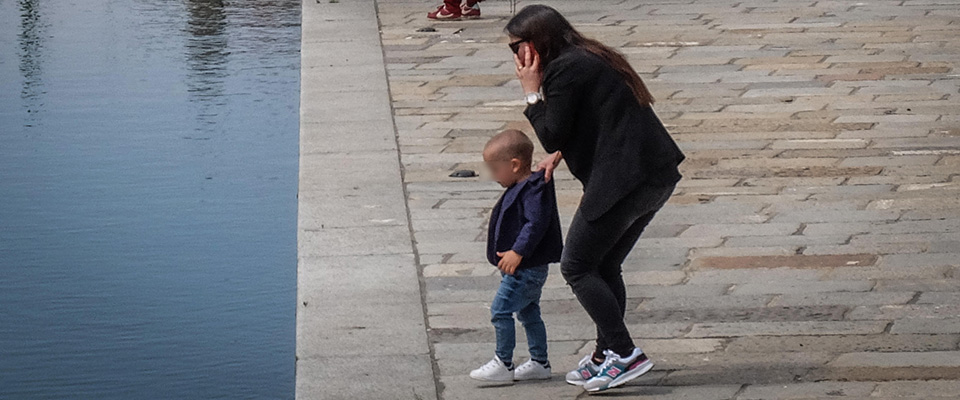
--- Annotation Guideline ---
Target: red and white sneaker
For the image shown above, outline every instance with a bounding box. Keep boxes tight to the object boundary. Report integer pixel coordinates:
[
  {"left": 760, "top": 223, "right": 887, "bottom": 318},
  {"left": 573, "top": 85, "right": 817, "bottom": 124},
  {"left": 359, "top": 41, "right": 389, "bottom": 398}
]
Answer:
[
  {"left": 427, "top": 4, "right": 461, "bottom": 20},
  {"left": 461, "top": 2, "right": 481, "bottom": 18}
]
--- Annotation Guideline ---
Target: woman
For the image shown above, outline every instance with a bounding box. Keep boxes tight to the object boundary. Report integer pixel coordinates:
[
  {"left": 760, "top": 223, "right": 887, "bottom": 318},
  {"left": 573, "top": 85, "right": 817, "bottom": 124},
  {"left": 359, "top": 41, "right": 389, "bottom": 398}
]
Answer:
[{"left": 505, "top": 5, "right": 685, "bottom": 393}]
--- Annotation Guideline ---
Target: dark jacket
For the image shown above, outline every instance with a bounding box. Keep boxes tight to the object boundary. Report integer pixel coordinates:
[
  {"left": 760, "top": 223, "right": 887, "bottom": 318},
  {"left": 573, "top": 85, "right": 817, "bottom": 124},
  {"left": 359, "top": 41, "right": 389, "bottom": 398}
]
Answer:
[
  {"left": 486, "top": 170, "right": 563, "bottom": 268},
  {"left": 524, "top": 47, "right": 685, "bottom": 221}
]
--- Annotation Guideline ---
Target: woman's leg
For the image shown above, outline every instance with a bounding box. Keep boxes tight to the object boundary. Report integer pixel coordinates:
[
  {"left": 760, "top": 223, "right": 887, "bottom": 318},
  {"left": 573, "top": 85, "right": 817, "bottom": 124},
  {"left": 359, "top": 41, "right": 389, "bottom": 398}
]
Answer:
[
  {"left": 564, "top": 185, "right": 676, "bottom": 358},
  {"left": 600, "top": 205, "right": 664, "bottom": 310},
  {"left": 562, "top": 209, "right": 641, "bottom": 358},
  {"left": 590, "top": 206, "right": 662, "bottom": 358}
]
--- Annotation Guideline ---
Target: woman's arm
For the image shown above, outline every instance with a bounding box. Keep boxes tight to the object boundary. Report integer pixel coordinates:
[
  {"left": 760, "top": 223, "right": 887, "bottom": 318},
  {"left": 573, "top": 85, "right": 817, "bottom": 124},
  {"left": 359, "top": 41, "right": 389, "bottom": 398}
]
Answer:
[{"left": 521, "top": 56, "right": 585, "bottom": 153}]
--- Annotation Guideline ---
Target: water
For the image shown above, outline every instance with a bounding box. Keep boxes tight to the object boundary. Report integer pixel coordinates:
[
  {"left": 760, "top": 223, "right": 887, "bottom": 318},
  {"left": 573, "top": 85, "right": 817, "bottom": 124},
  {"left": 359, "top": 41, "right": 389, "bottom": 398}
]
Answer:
[{"left": 0, "top": 0, "right": 299, "bottom": 398}]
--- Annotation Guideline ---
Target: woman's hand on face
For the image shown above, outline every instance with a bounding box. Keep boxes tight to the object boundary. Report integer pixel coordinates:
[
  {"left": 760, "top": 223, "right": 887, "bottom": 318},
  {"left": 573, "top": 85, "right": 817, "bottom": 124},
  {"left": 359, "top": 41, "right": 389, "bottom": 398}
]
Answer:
[
  {"left": 514, "top": 43, "right": 542, "bottom": 94},
  {"left": 535, "top": 151, "right": 562, "bottom": 183}
]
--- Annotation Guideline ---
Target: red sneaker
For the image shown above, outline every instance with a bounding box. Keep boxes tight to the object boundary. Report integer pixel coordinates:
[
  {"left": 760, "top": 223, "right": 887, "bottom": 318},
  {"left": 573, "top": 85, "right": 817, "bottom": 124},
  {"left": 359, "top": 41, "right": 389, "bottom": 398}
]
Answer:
[
  {"left": 461, "top": 2, "right": 481, "bottom": 18},
  {"left": 427, "top": 4, "right": 461, "bottom": 20}
]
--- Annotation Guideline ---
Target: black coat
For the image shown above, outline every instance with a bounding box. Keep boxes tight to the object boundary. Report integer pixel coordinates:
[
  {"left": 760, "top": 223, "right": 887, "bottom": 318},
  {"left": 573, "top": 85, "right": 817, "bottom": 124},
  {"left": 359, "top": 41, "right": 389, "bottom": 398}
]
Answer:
[{"left": 524, "top": 47, "right": 685, "bottom": 221}]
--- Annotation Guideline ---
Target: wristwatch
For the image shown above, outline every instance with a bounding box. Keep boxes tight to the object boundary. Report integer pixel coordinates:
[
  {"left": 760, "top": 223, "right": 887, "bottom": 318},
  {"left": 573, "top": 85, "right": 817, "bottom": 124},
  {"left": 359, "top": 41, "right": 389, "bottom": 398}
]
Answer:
[{"left": 525, "top": 92, "right": 543, "bottom": 105}]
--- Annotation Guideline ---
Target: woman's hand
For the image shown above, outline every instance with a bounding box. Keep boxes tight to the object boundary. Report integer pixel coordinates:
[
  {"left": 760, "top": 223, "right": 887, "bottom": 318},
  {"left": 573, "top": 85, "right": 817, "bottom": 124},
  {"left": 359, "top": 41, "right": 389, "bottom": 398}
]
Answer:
[
  {"left": 535, "top": 151, "right": 562, "bottom": 183},
  {"left": 514, "top": 43, "right": 542, "bottom": 94}
]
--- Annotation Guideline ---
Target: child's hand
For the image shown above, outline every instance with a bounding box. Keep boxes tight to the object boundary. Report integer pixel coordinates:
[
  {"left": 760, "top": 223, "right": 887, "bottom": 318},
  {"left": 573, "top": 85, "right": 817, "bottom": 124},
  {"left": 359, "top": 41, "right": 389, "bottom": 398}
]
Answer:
[{"left": 496, "top": 250, "right": 523, "bottom": 275}]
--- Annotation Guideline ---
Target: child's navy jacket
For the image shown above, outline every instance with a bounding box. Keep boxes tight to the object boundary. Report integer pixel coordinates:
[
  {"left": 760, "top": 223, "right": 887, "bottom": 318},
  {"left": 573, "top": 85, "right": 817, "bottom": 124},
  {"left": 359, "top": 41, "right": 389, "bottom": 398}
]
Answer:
[{"left": 486, "top": 170, "right": 563, "bottom": 269}]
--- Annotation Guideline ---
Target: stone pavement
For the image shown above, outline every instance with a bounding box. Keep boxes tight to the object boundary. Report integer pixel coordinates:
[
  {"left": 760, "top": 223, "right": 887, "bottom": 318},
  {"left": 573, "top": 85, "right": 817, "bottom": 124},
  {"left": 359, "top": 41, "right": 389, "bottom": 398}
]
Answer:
[
  {"left": 297, "top": 1, "right": 436, "bottom": 399},
  {"left": 299, "top": 0, "right": 960, "bottom": 399}
]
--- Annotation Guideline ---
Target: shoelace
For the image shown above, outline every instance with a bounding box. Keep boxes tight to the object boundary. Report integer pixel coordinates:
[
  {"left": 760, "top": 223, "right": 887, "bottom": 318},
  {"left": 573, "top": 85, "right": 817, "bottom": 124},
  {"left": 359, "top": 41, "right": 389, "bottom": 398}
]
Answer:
[
  {"left": 577, "top": 354, "right": 593, "bottom": 368},
  {"left": 598, "top": 349, "right": 621, "bottom": 372}
]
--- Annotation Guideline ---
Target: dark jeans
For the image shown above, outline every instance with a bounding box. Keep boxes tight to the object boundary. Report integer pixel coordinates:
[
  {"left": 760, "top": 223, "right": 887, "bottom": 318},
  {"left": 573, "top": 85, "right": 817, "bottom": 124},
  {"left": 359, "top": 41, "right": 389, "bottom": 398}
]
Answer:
[{"left": 560, "top": 184, "right": 676, "bottom": 358}]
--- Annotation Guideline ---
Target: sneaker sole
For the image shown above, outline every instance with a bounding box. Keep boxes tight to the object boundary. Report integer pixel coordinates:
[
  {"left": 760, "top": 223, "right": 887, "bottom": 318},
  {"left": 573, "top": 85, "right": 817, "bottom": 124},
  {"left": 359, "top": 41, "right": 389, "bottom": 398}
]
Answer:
[
  {"left": 565, "top": 378, "right": 587, "bottom": 386},
  {"left": 585, "top": 360, "right": 654, "bottom": 393}
]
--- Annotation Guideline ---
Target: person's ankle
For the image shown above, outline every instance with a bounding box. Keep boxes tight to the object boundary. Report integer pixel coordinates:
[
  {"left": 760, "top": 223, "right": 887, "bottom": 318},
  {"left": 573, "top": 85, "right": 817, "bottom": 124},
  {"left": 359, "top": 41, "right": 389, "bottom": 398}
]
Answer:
[{"left": 615, "top": 347, "right": 640, "bottom": 360}]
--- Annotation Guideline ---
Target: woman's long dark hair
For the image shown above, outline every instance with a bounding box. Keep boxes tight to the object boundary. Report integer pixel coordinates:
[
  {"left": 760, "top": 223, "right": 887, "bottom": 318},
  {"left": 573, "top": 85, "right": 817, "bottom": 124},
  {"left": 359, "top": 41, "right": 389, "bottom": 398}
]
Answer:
[{"left": 506, "top": 5, "right": 654, "bottom": 106}]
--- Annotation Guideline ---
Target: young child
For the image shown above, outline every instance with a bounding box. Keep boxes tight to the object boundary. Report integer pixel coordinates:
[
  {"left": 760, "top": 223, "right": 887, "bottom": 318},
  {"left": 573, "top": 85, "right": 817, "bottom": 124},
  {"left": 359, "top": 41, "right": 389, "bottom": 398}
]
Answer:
[
  {"left": 427, "top": 0, "right": 483, "bottom": 20},
  {"left": 469, "top": 129, "right": 563, "bottom": 383}
]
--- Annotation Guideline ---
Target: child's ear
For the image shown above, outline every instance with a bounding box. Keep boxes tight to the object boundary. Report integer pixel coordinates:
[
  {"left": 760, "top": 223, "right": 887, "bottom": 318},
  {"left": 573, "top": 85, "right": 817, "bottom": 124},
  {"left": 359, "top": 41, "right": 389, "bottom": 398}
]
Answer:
[{"left": 511, "top": 158, "right": 522, "bottom": 173}]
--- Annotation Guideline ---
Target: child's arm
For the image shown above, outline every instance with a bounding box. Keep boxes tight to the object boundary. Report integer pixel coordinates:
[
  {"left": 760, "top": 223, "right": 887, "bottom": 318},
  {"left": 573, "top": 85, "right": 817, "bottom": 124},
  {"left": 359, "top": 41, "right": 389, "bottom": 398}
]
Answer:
[{"left": 509, "top": 179, "right": 556, "bottom": 263}]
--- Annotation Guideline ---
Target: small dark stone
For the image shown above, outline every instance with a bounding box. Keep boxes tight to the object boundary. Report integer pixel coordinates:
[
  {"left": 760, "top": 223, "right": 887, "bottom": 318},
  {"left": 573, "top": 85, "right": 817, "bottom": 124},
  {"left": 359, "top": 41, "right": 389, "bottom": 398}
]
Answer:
[
  {"left": 449, "top": 170, "right": 477, "bottom": 178},
  {"left": 416, "top": 27, "right": 437, "bottom": 32}
]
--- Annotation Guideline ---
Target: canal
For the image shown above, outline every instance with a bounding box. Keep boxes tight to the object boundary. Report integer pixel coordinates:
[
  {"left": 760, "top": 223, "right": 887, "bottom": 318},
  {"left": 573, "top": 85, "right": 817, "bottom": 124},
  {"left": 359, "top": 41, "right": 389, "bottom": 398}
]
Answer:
[{"left": 0, "top": 0, "right": 299, "bottom": 398}]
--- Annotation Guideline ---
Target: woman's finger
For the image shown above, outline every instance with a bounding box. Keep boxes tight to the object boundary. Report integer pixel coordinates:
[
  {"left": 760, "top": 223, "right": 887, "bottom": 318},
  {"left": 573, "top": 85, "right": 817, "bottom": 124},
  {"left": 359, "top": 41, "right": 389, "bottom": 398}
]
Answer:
[
  {"left": 513, "top": 53, "right": 523, "bottom": 70},
  {"left": 523, "top": 44, "right": 533, "bottom": 69}
]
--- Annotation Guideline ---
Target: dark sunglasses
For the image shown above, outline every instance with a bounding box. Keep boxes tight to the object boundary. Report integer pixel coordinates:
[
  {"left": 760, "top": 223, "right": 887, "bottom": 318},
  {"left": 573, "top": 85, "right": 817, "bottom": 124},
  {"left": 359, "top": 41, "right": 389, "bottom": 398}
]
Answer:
[{"left": 508, "top": 39, "right": 527, "bottom": 54}]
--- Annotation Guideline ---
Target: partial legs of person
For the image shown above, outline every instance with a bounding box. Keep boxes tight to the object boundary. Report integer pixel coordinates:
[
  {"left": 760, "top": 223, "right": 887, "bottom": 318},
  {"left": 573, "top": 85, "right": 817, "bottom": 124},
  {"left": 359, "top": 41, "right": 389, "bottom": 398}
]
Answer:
[
  {"left": 470, "top": 265, "right": 551, "bottom": 382},
  {"left": 514, "top": 270, "right": 552, "bottom": 381},
  {"left": 427, "top": 0, "right": 483, "bottom": 20},
  {"left": 591, "top": 208, "right": 659, "bottom": 358},
  {"left": 560, "top": 185, "right": 674, "bottom": 391}
]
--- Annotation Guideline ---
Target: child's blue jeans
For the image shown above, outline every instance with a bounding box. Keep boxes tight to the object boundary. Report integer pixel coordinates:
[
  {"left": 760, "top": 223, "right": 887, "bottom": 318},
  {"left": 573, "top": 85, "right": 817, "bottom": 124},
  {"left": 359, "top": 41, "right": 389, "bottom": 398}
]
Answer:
[{"left": 491, "top": 264, "right": 549, "bottom": 363}]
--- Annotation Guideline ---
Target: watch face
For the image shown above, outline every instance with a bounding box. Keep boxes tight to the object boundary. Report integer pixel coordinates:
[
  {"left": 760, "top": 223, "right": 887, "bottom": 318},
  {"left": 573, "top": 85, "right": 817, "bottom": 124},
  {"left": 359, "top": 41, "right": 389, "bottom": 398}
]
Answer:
[{"left": 526, "top": 93, "right": 539, "bottom": 104}]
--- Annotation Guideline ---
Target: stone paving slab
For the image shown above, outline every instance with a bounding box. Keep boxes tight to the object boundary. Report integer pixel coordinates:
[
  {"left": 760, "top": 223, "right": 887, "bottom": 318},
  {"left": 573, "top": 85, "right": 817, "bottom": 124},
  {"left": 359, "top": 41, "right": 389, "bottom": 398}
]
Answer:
[{"left": 301, "top": 0, "right": 960, "bottom": 399}]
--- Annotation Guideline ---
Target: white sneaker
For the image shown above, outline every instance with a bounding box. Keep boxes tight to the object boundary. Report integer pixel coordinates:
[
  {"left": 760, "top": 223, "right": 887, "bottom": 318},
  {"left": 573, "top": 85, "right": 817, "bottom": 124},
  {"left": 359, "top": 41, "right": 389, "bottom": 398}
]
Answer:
[
  {"left": 565, "top": 354, "right": 602, "bottom": 386},
  {"left": 469, "top": 356, "right": 514, "bottom": 382},
  {"left": 514, "top": 359, "right": 552, "bottom": 381}
]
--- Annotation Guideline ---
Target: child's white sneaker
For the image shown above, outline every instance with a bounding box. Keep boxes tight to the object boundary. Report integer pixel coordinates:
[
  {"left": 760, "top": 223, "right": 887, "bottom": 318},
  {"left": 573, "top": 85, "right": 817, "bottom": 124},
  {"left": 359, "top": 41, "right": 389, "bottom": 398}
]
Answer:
[
  {"left": 514, "top": 359, "right": 552, "bottom": 381},
  {"left": 469, "top": 356, "right": 514, "bottom": 382}
]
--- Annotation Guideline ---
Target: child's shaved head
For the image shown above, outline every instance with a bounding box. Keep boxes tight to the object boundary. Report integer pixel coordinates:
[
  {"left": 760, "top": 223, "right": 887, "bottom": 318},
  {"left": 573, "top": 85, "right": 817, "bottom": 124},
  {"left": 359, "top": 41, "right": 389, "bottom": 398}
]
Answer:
[{"left": 484, "top": 129, "right": 534, "bottom": 167}]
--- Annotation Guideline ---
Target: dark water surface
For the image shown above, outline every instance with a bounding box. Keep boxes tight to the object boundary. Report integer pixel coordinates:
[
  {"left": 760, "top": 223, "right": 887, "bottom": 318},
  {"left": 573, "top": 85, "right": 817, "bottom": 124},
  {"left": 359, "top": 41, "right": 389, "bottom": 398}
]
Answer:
[{"left": 0, "top": 0, "right": 299, "bottom": 398}]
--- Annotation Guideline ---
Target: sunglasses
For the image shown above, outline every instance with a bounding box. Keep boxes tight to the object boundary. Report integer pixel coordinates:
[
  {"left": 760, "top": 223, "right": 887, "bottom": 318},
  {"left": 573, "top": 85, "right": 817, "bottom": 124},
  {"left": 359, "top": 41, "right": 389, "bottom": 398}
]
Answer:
[{"left": 508, "top": 39, "right": 528, "bottom": 54}]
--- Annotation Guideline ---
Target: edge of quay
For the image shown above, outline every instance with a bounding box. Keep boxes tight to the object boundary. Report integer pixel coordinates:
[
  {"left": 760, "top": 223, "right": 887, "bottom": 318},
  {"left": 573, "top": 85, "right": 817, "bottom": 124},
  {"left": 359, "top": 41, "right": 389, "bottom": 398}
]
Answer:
[{"left": 296, "top": 1, "right": 438, "bottom": 399}]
